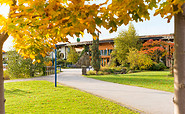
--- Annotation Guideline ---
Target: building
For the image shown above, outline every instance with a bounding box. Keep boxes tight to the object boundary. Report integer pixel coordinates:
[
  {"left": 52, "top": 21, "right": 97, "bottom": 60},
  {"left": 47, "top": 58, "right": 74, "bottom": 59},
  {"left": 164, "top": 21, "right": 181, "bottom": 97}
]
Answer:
[{"left": 57, "top": 34, "right": 174, "bottom": 67}]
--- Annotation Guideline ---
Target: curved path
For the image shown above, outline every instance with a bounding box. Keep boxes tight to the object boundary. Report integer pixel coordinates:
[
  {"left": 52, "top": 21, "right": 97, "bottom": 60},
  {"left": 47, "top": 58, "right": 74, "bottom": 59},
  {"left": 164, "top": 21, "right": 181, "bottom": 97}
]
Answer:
[{"left": 5, "top": 69, "right": 174, "bottom": 114}]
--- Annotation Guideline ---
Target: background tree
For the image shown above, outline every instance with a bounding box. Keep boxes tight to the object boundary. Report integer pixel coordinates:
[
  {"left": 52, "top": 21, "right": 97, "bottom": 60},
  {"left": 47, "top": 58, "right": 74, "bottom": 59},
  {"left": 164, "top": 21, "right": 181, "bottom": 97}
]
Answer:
[
  {"left": 141, "top": 39, "right": 174, "bottom": 63},
  {"left": 6, "top": 51, "right": 32, "bottom": 79},
  {"left": 91, "top": 37, "right": 101, "bottom": 75},
  {"left": 67, "top": 47, "right": 79, "bottom": 64},
  {"left": 113, "top": 23, "right": 140, "bottom": 66},
  {"left": 6, "top": 51, "right": 50, "bottom": 78}
]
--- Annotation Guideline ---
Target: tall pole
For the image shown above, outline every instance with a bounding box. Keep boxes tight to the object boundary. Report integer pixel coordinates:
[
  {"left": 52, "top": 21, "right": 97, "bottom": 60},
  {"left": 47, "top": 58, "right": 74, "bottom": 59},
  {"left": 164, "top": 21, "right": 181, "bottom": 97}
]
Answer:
[
  {"left": 52, "top": 52, "right": 54, "bottom": 66},
  {"left": 55, "top": 45, "right": 57, "bottom": 87}
]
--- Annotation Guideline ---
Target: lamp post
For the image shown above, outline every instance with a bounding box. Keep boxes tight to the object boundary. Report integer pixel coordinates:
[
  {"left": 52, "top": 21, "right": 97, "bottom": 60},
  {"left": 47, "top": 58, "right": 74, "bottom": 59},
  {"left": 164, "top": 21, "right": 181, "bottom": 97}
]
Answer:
[{"left": 55, "top": 44, "right": 57, "bottom": 87}]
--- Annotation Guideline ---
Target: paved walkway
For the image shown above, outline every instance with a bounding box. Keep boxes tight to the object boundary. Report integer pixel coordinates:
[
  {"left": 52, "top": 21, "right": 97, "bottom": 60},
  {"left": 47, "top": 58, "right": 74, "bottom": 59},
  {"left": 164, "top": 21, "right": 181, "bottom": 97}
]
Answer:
[{"left": 5, "top": 69, "right": 174, "bottom": 114}]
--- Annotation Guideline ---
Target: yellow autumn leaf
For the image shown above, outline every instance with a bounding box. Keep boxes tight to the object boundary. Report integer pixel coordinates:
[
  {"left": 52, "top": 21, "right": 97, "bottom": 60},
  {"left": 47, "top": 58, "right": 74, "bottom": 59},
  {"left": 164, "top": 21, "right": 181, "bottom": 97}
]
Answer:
[
  {"left": 30, "top": 54, "right": 35, "bottom": 60},
  {"left": 37, "top": 60, "right": 41, "bottom": 63}
]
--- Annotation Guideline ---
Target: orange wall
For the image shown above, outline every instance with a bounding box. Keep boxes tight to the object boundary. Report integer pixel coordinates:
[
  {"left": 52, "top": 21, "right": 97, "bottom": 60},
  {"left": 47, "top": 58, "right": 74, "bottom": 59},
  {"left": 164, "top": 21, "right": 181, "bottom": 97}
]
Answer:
[{"left": 99, "top": 43, "right": 114, "bottom": 50}]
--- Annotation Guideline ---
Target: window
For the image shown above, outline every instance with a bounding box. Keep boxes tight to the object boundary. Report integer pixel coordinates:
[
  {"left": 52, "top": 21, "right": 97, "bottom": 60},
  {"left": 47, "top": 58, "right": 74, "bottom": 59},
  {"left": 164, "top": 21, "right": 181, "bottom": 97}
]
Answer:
[
  {"left": 104, "top": 50, "right": 107, "bottom": 55},
  {"left": 107, "top": 58, "right": 109, "bottom": 64},
  {"left": 101, "top": 58, "right": 103, "bottom": 66},
  {"left": 104, "top": 59, "right": 107, "bottom": 65},
  {"left": 108, "top": 49, "right": 113, "bottom": 55},
  {"left": 100, "top": 50, "right": 104, "bottom": 55}
]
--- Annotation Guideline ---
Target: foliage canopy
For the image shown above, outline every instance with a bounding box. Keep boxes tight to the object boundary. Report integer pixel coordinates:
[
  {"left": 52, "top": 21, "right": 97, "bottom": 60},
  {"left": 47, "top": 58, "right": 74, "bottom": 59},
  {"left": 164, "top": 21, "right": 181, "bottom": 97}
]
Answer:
[
  {"left": 113, "top": 23, "right": 139, "bottom": 65},
  {"left": 127, "top": 48, "right": 153, "bottom": 70},
  {"left": 0, "top": 0, "right": 184, "bottom": 59},
  {"left": 67, "top": 47, "right": 79, "bottom": 64},
  {"left": 141, "top": 39, "right": 174, "bottom": 62}
]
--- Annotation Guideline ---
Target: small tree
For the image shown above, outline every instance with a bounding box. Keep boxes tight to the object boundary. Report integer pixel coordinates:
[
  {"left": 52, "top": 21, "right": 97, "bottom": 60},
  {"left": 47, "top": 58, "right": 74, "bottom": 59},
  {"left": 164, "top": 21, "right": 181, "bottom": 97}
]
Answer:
[
  {"left": 6, "top": 51, "right": 32, "bottom": 79},
  {"left": 141, "top": 39, "right": 174, "bottom": 63},
  {"left": 67, "top": 47, "right": 79, "bottom": 64},
  {"left": 91, "top": 37, "right": 101, "bottom": 75},
  {"left": 127, "top": 48, "right": 153, "bottom": 70},
  {"left": 7, "top": 51, "right": 50, "bottom": 78},
  {"left": 113, "top": 23, "right": 140, "bottom": 66}
]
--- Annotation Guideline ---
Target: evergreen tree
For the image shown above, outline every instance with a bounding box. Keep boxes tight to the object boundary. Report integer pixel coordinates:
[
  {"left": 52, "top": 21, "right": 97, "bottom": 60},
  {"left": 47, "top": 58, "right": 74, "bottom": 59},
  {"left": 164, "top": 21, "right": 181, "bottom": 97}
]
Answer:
[{"left": 91, "top": 37, "right": 101, "bottom": 75}]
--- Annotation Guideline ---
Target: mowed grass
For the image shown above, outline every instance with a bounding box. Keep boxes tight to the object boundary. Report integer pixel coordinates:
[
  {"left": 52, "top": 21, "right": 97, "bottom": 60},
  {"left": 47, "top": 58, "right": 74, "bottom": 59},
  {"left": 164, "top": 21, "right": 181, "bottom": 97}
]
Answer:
[
  {"left": 5, "top": 81, "right": 138, "bottom": 114},
  {"left": 86, "top": 71, "right": 174, "bottom": 92}
]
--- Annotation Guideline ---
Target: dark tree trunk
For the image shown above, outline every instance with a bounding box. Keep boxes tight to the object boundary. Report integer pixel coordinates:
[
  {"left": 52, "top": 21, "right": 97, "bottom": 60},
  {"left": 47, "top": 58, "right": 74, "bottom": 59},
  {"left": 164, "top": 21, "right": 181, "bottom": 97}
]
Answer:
[{"left": 174, "top": 3, "right": 185, "bottom": 114}]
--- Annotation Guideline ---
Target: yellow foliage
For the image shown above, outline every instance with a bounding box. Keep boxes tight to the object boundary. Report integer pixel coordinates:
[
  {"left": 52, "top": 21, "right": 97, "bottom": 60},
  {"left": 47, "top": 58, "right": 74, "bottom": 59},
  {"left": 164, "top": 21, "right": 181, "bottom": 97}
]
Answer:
[
  {"left": 44, "top": 61, "right": 52, "bottom": 66},
  {"left": 0, "top": 0, "right": 185, "bottom": 60},
  {"left": 0, "top": 0, "right": 13, "bottom": 5}
]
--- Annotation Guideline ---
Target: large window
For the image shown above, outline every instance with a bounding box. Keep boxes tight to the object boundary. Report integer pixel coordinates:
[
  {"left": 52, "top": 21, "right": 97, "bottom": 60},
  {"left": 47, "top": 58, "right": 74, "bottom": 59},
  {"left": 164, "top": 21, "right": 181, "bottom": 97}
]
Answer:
[
  {"left": 100, "top": 50, "right": 103, "bottom": 55},
  {"left": 107, "top": 58, "right": 109, "bottom": 64},
  {"left": 108, "top": 49, "right": 113, "bottom": 55},
  {"left": 104, "top": 59, "right": 106, "bottom": 65},
  {"left": 104, "top": 50, "right": 107, "bottom": 55},
  {"left": 101, "top": 58, "right": 103, "bottom": 66}
]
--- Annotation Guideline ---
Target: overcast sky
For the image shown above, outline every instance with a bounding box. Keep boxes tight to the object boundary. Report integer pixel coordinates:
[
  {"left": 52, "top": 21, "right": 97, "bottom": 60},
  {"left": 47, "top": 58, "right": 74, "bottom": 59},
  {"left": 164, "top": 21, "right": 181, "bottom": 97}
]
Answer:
[{"left": 1, "top": 1, "right": 174, "bottom": 51}]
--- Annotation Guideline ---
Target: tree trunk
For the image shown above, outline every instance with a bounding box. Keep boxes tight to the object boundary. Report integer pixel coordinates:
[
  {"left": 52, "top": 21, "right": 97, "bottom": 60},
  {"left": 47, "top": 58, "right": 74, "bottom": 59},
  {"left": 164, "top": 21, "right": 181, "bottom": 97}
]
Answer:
[
  {"left": 0, "top": 44, "right": 5, "bottom": 114},
  {"left": 174, "top": 3, "right": 185, "bottom": 114},
  {"left": 0, "top": 32, "right": 9, "bottom": 114}
]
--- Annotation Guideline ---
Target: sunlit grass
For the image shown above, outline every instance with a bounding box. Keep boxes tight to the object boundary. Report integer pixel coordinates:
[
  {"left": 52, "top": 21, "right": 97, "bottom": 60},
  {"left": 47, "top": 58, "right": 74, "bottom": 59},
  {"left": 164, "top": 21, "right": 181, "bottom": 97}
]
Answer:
[
  {"left": 86, "top": 71, "right": 173, "bottom": 92},
  {"left": 5, "top": 81, "right": 138, "bottom": 114}
]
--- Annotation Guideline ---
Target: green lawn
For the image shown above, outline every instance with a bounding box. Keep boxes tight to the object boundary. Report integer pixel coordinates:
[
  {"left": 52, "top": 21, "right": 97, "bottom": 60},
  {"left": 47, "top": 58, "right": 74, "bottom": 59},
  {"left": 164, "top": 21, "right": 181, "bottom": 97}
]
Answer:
[
  {"left": 5, "top": 81, "right": 138, "bottom": 114},
  {"left": 86, "top": 71, "right": 174, "bottom": 92}
]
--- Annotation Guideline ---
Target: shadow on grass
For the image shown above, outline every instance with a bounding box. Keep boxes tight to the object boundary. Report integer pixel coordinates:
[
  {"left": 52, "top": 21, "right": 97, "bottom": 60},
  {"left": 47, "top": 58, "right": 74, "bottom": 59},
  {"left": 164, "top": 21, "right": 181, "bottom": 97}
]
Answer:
[{"left": 5, "top": 89, "right": 32, "bottom": 96}]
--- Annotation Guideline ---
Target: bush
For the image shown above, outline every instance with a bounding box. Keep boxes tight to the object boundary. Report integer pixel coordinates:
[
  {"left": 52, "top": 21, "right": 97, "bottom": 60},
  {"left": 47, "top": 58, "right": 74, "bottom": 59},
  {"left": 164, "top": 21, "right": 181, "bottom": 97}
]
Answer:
[
  {"left": 100, "top": 66, "right": 127, "bottom": 74},
  {"left": 87, "top": 70, "right": 110, "bottom": 75},
  {"left": 3, "top": 70, "right": 10, "bottom": 80},
  {"left": 100, "top": 67, "right": 114, "bottom": 74},
  {"left": 127, "top": 48, "right": 153, "bottom": 70},
  {"left": 86, "top": 70, "right": 96, "bottom": 75},
  {"left": 97, "top": 71, "right": 104, "bottom": 75},
  {"left": 87, "top": 66, "right": 128, "bottom": 75},
  {"left": 148, "top": 62, "right": 166, "bottom": 71}
]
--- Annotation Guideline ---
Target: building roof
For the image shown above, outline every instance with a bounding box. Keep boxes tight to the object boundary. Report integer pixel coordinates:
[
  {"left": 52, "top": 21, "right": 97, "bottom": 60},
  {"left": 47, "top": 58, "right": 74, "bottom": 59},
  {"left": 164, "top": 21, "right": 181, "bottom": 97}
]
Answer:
[
  {"left": 139, "top": 34, "right": 174, "bottom": 40},
  {"left": 57, "top": 34, "right": 174, "bottom": 47},
  {"left": 59, "top": 38, "right": 114, "bottom": 47}
]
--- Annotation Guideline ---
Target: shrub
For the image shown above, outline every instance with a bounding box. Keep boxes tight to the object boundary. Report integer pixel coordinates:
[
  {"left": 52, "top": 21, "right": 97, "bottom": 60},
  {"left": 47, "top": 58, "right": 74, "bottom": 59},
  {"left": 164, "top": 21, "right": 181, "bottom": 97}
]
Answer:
[
  {"left": 3, "top": 70, "right": 10, "bottom": 80},
  {"left": 148, "top": 62, "right": 166, "bottom": 71},
  {"left": 97, "top": 71, "right": 104, "bottom": 75},
  {"left": 100, "top": 66, "right": 128, "bottom": 74},
  {"left": 127, "top": 48, "right": 153, "bottom": 70},
  {"left": 100, "top": 67, "right": 113, "bottom": 74},
  {"left": 86, "top": 70, "right": 96, "bottom": 75}
]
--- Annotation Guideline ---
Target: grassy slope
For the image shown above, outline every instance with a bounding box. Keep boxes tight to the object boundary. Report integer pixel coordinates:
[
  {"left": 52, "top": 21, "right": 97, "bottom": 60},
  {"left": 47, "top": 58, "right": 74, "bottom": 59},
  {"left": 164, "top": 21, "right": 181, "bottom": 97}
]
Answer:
[
  {"left": 5, "top": 81, "right": 138, "bottom": 114},
  {"left": 86, "top": 71, "right": 174, "bottom": 92}
]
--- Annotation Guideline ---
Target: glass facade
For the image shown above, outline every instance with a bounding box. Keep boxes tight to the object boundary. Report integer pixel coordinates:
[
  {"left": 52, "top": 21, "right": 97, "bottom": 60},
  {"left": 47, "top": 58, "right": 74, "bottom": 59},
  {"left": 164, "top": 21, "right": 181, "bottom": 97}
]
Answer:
[{"left": 99, "top": 49, "right": 112, "bottom": 56}]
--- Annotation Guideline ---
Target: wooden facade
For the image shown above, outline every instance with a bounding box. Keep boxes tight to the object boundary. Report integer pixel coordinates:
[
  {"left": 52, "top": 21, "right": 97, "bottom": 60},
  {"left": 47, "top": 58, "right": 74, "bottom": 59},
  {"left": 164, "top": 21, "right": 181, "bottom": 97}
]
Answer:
[
  {"left": 57, "top": 34, "right": 174, "bottom": 67},
  {"left": 89, "top": 41, "right": 114, "bottom": 66}
]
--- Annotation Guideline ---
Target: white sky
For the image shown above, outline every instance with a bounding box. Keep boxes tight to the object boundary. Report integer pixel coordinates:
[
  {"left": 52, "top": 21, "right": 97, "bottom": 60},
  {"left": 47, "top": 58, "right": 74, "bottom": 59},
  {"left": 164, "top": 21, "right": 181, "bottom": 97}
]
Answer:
[{"left": 1, "top": 1, "right": 174, "bottom": 51}]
